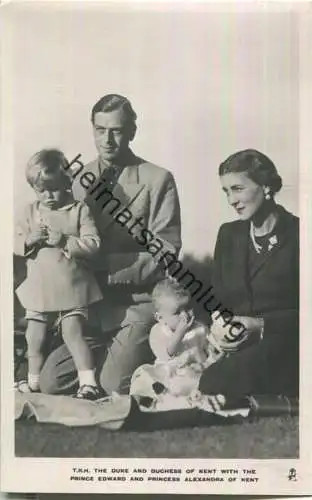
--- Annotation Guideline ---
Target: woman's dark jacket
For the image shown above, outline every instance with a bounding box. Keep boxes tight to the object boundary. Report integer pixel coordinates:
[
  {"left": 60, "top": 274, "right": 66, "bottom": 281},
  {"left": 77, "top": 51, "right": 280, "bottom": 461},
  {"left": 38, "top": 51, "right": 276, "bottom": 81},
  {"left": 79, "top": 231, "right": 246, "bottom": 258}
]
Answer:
[{"left": 212, "top": 205, "right": 299, "bottom": 340}]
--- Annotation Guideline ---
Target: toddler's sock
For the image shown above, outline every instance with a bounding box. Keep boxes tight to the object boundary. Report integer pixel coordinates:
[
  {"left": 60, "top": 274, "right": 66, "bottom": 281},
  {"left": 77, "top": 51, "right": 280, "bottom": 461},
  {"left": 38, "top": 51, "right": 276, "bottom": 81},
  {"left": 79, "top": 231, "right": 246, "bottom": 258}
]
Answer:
[
  {"left": 28, "top": 373, "right": 40, "bottom": 391},
  {"left": 78, "top": 369, "right": 97, "bottom": 387}
]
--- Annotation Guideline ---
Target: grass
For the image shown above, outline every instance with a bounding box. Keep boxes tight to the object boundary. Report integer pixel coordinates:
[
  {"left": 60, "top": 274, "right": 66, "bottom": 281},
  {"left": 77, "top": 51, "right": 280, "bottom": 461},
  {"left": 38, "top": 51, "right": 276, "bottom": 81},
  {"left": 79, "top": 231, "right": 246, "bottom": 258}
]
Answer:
[{"left": 15, "top": 416, "right": 298, "bottom": 458}]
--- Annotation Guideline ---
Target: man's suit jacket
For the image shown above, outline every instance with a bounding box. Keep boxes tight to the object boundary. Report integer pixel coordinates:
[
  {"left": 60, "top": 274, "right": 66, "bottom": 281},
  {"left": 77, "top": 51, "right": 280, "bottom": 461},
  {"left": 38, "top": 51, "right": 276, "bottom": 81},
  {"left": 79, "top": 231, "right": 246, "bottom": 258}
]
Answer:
[
  {"left": 212, "top": 205, "right": 299, "bottom": 340},
  {"left": 72, "top": 149, "right": 181, "bottom": 305}
]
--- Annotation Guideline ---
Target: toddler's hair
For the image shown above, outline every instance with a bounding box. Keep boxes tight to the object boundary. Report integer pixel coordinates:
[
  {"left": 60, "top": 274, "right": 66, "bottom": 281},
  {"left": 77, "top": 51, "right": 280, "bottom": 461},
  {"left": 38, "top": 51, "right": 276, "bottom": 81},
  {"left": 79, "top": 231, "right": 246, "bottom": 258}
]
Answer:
[
  {"left": 152, "top": 277, "right": 191, "bottom": 311},
  {"left": 25, "top": 149, "right": 72, "bottom": 191}
]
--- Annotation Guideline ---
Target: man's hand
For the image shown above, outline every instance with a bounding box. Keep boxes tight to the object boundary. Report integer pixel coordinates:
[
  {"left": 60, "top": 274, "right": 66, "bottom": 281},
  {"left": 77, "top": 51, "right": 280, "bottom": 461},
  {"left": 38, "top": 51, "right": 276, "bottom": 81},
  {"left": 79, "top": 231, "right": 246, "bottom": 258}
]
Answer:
[{"left": 25, "top": 225, "right": 48, "bottom": 247}]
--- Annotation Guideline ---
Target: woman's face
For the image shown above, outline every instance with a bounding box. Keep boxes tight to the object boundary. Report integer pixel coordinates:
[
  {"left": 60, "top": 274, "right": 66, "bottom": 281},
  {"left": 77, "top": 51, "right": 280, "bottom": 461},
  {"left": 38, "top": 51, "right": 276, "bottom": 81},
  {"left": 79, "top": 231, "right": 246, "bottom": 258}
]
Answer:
[{"left": 220, "top": 171, "right": 266, "bottom": 220}]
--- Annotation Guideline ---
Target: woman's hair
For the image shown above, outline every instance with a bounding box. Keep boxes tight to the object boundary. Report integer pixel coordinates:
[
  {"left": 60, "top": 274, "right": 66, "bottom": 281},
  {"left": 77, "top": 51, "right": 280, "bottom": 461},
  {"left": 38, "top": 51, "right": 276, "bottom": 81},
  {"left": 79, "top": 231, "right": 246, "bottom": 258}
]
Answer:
[
  {"left": 219, "top": 149, "right": 282, "bottom": 195},
  {"left": 91, "top": 94, "right": 137, "bottom": 128},
  {"left": 152, "top": 277, "right": 191, "bottom": 311},
  {"left": 25, "top": 149, "right": 72, "bottom": 191}
]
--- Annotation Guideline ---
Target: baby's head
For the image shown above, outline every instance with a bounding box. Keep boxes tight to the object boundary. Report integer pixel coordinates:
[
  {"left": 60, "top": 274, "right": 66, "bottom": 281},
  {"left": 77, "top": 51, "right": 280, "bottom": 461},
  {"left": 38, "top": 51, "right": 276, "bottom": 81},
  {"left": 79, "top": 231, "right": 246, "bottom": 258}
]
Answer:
[
  {"left": 26, "top": 149, "right": 72, "bottom": 209},
  {"left": 152, "top": 277, "right": 194, "bottom": 331}
]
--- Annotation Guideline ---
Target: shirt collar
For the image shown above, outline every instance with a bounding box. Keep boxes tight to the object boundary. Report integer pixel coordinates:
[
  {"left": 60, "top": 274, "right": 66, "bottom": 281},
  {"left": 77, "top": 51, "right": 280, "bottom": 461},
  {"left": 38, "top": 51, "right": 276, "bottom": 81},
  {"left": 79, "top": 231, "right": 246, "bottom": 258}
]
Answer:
[
  {"left": 98, "top": 148, "right": 137, "bottom": 175},
  {"left": 38, "top": 194, "right": 76, "bottom": 212},
  {"left": 56, "top": 202, "right": 76, "bottom": 211}
]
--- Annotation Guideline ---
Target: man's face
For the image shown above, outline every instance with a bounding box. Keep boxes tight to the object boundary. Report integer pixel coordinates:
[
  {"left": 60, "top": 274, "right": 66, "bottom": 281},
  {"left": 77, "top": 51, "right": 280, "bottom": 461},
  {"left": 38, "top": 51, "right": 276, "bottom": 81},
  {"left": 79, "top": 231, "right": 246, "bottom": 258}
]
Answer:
[{"left": 92, "top": 109, "right": 133, "bottom": 164}]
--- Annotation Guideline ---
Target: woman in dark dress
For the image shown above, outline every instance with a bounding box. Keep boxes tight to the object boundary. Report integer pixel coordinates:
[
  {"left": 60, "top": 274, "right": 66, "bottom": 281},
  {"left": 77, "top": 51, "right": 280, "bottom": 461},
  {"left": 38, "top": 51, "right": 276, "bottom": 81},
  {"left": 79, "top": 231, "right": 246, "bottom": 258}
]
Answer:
[{"left": 199, "top": 149, "right": 299, "bottom": 403}]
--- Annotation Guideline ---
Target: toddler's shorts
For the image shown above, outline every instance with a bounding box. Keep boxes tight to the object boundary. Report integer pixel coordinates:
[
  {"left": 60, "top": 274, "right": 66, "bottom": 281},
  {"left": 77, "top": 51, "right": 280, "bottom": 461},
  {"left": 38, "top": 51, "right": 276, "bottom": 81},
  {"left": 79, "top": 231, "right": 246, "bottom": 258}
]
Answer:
[{"left": 25, "top": 306, "right": 88, "bottom": 327}]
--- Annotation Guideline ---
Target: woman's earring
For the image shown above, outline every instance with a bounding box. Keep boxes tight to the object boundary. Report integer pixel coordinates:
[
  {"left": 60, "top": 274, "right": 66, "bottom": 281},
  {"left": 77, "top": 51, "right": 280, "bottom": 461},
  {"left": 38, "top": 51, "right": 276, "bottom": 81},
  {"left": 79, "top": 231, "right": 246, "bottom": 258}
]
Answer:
[{"left": 264, "top": 188, "right": 271, "bottom": 200}]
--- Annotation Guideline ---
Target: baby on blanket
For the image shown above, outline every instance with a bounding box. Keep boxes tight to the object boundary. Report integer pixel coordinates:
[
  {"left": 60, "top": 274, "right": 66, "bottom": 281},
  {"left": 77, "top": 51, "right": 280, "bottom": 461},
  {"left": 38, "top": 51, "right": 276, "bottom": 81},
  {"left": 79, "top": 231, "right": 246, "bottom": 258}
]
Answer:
[{"left": 131, "top": 277, "right": 224, "bottom": 403}]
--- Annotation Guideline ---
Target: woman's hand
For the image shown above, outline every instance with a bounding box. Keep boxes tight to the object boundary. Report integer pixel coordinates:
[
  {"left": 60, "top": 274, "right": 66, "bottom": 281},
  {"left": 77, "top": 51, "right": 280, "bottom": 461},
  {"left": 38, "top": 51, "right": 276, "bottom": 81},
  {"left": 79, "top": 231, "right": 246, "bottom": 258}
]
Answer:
[
  {"left": 210, "top": 312, "right": 263, "bottom": 353},
  {"left": 231, "top": 315, "right": 264, "bottom": 347}
]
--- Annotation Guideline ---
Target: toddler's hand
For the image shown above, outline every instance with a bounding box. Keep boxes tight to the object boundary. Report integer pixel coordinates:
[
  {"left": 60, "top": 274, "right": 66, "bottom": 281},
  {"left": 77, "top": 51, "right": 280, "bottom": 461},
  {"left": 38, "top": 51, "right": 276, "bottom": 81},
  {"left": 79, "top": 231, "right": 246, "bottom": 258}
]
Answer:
[
  {"left": 47, "top": 229, "right": 65, "bottom": 247},
  {"left": 25, "top": 225, "right": 48, "bottom": 247}
]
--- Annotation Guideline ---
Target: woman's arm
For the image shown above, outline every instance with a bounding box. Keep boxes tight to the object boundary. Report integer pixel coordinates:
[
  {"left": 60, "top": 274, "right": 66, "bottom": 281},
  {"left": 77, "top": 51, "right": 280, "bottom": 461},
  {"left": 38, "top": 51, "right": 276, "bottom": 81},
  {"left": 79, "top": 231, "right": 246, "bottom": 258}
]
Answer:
[
  {"left": 210, "top": 309, "right": 299, "bottom": 353},
  {"left": 260, "top": 309, "right": 299, "bottom": 339},
  {"left": 210, "top": 223, "right": 228, "bottom": 304}
]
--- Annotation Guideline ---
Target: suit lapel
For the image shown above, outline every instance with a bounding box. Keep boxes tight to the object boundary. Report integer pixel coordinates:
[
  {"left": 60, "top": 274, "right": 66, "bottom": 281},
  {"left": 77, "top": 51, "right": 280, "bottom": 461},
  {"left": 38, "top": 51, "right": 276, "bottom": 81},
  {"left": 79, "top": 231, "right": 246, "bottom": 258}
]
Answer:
[
  {"left": 86, "top": 157, "right": 146, "bottom": 232},
  {"left": 249, "top": 208, "right": 291, "bottom": 280}
]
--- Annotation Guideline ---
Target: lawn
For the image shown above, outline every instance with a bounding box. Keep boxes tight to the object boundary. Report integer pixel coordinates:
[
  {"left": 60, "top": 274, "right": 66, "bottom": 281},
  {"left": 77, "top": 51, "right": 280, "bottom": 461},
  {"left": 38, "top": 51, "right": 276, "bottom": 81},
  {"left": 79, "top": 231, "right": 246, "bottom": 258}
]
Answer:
[{"left": 15, "top": 416, "right": 298, "bottom": 458}]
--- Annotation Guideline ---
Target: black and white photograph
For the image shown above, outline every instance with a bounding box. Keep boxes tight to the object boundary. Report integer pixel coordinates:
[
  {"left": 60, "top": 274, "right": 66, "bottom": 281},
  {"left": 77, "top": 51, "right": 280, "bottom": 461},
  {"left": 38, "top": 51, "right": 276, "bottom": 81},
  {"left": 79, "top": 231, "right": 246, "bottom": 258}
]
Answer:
[{"left": 1, "top": 0, "right": 312, "bottom": 495}]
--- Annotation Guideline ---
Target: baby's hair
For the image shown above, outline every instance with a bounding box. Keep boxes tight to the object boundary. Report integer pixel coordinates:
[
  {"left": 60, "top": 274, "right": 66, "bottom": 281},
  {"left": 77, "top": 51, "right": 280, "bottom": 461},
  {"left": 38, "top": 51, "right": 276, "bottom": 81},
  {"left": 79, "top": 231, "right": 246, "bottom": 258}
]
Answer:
[
  {"left": 25, "top": 149, "right": 72, "bottom": 191},
  {"left": 152, "top": 277, "right": 191, "bottom": 311}
]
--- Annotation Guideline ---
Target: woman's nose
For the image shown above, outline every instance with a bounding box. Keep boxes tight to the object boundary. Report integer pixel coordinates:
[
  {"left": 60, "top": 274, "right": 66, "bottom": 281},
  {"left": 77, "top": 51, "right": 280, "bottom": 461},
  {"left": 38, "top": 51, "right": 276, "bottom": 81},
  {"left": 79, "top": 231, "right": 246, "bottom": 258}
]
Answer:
[{"left": 228, "top": 192, "right": 239, "bottom": 206}]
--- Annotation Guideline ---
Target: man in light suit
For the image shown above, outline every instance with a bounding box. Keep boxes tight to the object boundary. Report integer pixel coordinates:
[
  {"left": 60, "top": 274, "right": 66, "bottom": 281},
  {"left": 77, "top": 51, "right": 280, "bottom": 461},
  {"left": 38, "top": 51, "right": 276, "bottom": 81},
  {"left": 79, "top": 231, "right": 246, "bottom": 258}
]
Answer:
[{"left": 40, "top": 94, "right": 181, "bottom": 395}]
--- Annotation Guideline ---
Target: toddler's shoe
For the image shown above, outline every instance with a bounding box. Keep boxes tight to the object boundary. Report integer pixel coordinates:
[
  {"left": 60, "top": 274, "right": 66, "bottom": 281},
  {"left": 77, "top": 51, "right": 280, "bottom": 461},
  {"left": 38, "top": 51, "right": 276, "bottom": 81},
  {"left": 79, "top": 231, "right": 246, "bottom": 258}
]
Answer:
[
  {"left": 14, "top": 380, "right": 38, "bottom": 393},
  {"left": 74, "top": 384, "right": 102, "bottom": 401}
]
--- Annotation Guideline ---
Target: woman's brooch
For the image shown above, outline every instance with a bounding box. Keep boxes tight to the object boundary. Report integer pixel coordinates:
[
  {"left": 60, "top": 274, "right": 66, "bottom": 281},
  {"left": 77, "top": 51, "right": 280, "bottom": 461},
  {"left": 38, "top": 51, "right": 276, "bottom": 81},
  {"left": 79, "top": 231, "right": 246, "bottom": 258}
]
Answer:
[{"left": 268, "top": 234, "right": 278, "bottom": 251}]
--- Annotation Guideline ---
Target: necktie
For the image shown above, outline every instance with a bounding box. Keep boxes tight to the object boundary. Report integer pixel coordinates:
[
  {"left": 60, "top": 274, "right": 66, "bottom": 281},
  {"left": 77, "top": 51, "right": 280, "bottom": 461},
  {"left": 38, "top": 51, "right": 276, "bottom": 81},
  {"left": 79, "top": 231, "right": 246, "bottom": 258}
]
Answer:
[
  {"left": 86, "top": 165, "right": 120, "bottom": 214},
  {"left": 101, "top": 166, "right": 118, "bottom": 189}
]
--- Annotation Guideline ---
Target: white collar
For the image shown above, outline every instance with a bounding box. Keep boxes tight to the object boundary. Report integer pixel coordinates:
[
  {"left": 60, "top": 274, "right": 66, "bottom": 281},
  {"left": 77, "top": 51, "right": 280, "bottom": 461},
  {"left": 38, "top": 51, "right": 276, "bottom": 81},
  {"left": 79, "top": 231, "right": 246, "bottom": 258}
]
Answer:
[{"left": 250, "top": 222, "right": 279, "bottom": 254}]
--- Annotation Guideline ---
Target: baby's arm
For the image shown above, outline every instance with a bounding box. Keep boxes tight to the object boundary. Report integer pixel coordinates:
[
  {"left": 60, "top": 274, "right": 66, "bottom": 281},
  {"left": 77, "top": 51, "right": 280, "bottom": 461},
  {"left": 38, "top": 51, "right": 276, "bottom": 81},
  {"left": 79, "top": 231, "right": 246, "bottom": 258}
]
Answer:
[
  {"left": 166, "top": 311, "right": 195, "bottom": 357},
  {"left": 149, "top": 324, "right": 170, "bottom": 362},
  {"left": 64, "top": 203, "right": 101, "bottom": 259},
  {"left": 149, "top": 324, "right": 174, "bottom": 362}
]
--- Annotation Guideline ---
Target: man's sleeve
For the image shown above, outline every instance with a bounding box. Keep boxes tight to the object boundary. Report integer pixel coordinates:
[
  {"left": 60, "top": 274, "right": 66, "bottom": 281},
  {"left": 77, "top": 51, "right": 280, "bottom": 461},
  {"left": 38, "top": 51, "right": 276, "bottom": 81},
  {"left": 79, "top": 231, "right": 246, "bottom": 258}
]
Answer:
[
  {"left": 64, "top": 203, "right": 101, "bottom": 259},
  {"left": 108, "top": 170, "right": 182, "bottom": 285}
]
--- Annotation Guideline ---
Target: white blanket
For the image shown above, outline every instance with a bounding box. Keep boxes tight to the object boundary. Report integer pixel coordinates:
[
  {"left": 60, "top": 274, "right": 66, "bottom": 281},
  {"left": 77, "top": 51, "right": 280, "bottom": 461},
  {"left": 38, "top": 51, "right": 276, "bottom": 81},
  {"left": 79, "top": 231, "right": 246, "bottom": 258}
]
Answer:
[{"left": 15, "top": 390, "right": 249, "bottom": 428}]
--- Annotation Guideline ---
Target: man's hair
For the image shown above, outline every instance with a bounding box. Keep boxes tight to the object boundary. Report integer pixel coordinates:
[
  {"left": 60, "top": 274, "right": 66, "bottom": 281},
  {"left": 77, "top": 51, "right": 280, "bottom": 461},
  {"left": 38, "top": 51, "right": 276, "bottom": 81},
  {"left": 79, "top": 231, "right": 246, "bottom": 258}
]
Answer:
[
  {"left": 219, "top": 149, "right": 282, "bottom": 195},
  {"left": 91, "top": 94, "right": 137, "bottom": 126},
  {"left": 25, "top": 149, "right": 72, "bottom": 191},
  {"left": 152, "top": 277, "right": 191, "bottom": 311}
]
